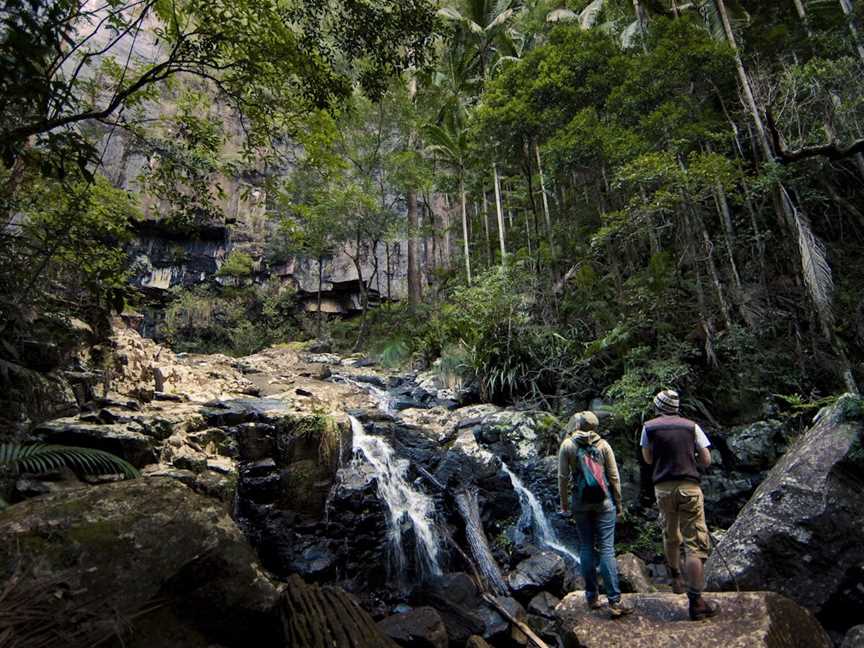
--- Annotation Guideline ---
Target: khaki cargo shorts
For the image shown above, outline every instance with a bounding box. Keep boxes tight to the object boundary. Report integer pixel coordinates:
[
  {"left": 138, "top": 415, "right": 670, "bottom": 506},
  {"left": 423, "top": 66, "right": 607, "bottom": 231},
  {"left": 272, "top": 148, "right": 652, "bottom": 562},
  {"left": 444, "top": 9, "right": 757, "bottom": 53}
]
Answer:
[{"left": 655, "top": 480, "right": 710, "bottom": 560}]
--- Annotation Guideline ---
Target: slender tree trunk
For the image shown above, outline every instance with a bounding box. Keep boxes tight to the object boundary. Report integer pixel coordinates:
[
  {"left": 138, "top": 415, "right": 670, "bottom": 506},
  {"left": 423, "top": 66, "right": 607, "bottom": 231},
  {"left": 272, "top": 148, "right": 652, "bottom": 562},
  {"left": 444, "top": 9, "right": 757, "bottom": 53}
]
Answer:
[
  {"left": 493, "top": 162, "right": 507, "bottom": 260},
  {"left": 442, "top": 194, "right": 452, "bottom": 271},
  {"left": 460, "top": 174, "right": 472, "bottom": 285},
  {"left": 481, "top": 192, "right": 492, "bottom": 264},
  {"left": 838, "top": 0, "right": 864, "bottom": 62},
  {"left": 316, "top": 255, "right": 324, "bottom": 339},
  {"left": 407, "top": 189, "right": 422, "bottom": 308},
  {"left": 633, "top": 0, "right": 649, "bottom": 53},
  {"left": 535, "top": 143, "right": 554, "bottom": 248}
]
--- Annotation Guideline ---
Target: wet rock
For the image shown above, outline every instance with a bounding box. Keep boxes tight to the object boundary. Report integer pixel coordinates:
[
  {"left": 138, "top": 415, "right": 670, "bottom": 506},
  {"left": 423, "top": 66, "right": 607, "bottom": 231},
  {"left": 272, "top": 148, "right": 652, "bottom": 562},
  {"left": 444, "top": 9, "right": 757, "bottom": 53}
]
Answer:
[
  {"left": 0, "top": 478, "right": 280, "bottom": 647},
  {"left": 235, "top": 422, "right": 276, "bottom": 460},
  {"left": 485, "top": 596, "right": 529, "bottom": 646},
  {"left": 617, "top": 553, "right": 656, "bottom": 593},
  {"left": 842, "top": 625, "right": 864, "bottom": 648},
  {"left": 377, "top": 606, "right": 448, "bottom": 648},
  {"left": 290, "top": 543, "right": 337, "bottom": 580},
  {"left": 353, "top": 374, "right": 388, "bottom": 389},
  {"left": 476, "top": 410, "right": 561, "bottom": 461},
  {"left": 410, "top": 572, "right": 487, "bottom": 644},
  {"left": 725, "top": 419, "right": 792, "bottom": 471},
  {"left": 706, "top": 395, "right": 864, "bottom": 636},
  {"left": 528, "top": 591, "right": 560, "bottom": 618},
  {"left": 554, "top": 591, "right": 831, "bottom": 648},
  {"left": 507, "top": 551, "right": 566, "bottom": 598},
  {"left": 466, "top": 637, "right": 493, "bottom": 648}
]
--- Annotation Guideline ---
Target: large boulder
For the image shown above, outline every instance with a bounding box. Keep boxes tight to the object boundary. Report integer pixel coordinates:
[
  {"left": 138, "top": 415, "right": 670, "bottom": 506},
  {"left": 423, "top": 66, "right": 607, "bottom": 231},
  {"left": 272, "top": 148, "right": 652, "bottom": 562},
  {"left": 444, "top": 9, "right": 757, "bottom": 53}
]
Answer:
[
  {"left": 0, "top": 478, "right": 280, "bottom": 647},
  {"left": 616, "top": 553, "right": 656, "bottom": 593},
  {"left": 507, "top": 551, "right": 566, "bottom": 598},
  {"left": 554, "top": 591, "right": 831, "bottom": 648},
  {"left": 706, "top": 395, "right": 864, "bottom": 634},
  {"left": 377, "top": 606, "right": 448, "bottom": 648}
]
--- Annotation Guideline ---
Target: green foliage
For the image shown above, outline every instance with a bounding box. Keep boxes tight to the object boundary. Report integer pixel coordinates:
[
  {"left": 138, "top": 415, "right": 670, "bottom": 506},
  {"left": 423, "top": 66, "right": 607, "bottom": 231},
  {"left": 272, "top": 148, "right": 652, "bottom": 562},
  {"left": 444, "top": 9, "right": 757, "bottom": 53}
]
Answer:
[
  {"left": 163, "top": 283, "right": 298, "bottom": 356},
  {"left": 605, "top": 345, "right": 693, "bottom": 425},
  {"left": 0, "top": 443, "right": 139, "bottom": 509},
  {"left": 217, "top": 251, "right": 256, "bottom": 279}
]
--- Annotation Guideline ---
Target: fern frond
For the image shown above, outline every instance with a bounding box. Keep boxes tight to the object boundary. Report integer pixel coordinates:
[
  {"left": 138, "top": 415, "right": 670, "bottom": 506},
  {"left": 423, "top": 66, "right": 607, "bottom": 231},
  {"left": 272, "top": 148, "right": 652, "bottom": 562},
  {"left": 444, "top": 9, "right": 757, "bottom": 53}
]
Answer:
[{"left": 0, "top": 443, "right": 140, "bottom": 479}]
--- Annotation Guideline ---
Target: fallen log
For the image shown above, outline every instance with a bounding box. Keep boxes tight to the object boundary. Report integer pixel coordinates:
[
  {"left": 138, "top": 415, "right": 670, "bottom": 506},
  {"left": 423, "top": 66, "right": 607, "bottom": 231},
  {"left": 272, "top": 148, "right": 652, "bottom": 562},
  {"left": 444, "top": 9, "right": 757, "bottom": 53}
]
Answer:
[{"left": 280, "top": 574, "right": 399, "bottom": 648}]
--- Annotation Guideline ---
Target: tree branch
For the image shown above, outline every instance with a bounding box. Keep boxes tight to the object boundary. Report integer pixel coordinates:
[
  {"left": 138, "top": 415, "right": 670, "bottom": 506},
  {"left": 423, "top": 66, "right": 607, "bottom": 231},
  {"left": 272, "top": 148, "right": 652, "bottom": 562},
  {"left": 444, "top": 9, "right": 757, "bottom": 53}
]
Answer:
[{"left": 766, "top": 108, "right": 864, "bottom": 164}]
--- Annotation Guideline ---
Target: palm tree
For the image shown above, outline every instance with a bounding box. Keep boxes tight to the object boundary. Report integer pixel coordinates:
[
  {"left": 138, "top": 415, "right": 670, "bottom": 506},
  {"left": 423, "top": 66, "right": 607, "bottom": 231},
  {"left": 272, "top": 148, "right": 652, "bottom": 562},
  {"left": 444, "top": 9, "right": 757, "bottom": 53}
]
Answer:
[
  {"left": 438, "top": 0, "right": 521, "bottom": 82},
  {"left": 424, "top": 115, "right": 474, "bottom": 284}
]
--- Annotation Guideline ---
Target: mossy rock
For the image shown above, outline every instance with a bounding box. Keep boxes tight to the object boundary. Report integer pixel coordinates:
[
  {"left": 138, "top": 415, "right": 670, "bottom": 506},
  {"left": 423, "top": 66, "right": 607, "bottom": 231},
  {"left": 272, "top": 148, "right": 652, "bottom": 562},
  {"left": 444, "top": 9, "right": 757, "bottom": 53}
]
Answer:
[{"left": 0, "top": 478, "right": 279, "bottom": 647}]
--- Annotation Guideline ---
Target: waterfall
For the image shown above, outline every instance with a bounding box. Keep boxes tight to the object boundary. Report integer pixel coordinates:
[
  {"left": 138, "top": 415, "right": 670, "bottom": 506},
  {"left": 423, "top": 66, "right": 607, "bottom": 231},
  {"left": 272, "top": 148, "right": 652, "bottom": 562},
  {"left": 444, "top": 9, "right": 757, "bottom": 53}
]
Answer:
[
  {"left": 454, "top": 489, "right": 509, "bottom": 595},
  {"left": 502, "top": 463, "right": 580, "bottom": 564},
  {"left": 349, "top": 415, "right": 442, "bottom": 583}
]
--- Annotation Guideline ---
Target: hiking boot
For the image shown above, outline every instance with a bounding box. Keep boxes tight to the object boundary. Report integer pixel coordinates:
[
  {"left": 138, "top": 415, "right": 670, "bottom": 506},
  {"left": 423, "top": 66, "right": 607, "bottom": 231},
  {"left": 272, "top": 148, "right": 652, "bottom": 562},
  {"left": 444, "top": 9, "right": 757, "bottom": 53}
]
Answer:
[
  {"left": 587, "top": 596, "right": 603, "bottom": 610},
  {"left": 609, "top": 600, "right": 634, "bottom": 619},
  {"left": 669, "top": 568, "right": 686, "bottom": 595},
  {"left": 689, "top": 596, "right": 719, "bottom": 621}
]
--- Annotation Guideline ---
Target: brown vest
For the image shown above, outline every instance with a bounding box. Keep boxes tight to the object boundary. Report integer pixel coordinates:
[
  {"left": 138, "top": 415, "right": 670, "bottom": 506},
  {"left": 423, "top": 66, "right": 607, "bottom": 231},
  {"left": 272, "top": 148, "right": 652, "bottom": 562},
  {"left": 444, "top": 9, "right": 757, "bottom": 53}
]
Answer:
[{"left": 644, "top": 415, "right": 700, "bottom": 485}]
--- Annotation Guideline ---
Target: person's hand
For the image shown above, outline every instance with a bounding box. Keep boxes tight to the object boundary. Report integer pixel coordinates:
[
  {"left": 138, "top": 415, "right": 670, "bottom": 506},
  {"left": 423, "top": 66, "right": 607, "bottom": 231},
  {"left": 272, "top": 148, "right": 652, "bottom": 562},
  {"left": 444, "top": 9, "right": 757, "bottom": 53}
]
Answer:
[{"left": 616, "top": 508, "right": 625, "bottom": 522}]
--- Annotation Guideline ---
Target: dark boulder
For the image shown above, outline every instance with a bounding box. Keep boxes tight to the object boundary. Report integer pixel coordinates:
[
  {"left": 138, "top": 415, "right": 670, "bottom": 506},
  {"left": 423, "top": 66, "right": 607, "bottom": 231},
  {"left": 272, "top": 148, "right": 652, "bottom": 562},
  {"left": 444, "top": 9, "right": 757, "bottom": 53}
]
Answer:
[
  {"left": 527, "top": 591, "right": 560, "bottom": 619},
  {"left": 706, "top": 395, "right": 864, "bottom": 636},
  {"left": 507, "top": 551, "right": 566, "bottom": 599},
  {"left": 377, "top": 606, "right": 448, "bottom": 648},
  {"left": 0, "top": 478, "right": 280, "bottom": 647},
  {"left": 616, "top": 552, "right": 656, "bottom": 593}
]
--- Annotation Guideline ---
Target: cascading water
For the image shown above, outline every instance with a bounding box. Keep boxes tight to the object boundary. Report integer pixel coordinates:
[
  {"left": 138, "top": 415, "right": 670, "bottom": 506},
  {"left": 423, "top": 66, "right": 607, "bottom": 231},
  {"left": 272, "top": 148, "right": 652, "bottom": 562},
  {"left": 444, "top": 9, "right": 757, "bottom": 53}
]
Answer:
[
  {"left": 502, "top": 463, "right": 580, "bottom": 564},
  {"left": 349, "top": 415, "right": 442, "bottom": 584}
]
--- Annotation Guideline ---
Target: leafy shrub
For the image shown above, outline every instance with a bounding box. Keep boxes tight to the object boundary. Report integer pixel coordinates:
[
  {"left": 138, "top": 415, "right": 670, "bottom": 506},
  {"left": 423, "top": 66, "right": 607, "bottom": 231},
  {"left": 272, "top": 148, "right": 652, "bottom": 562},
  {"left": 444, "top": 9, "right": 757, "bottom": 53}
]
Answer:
[
  {"left": 216, "top": 251, "right": 255, "bottom": 279},
  {"left": 163, "top": 282, "right": 299, "bottom": 356}
]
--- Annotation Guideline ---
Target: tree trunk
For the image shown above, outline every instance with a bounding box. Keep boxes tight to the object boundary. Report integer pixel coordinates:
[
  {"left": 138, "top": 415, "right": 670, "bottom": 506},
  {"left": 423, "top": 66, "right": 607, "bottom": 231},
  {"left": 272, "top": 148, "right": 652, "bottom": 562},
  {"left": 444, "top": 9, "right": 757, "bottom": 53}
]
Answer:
[
  {"left": 481, "top": 194, "right": 492, "bottom": 265},
  {"left": 317, "top": 255, "right": 324, "bottom": 339},
  {"left": 493, "top": 162, "right": 507, "bottom": 260},
  {"left": 442, "top": 194, "right": 452, "bottom": 270},
  {"left": 407, "top": 189, "right": 422, "bottom": 308},
  {"left": 460, "top": 175, "right": 472, "bottom": 285},
  {"left": 535, "top": 143, "right": 554, "bottom": 248},
  {"left": 633, "top": 0, "right": 649, "bottom": 53},
  {"left": 838, "top": 0, "right": 864, "bottom": 63}
]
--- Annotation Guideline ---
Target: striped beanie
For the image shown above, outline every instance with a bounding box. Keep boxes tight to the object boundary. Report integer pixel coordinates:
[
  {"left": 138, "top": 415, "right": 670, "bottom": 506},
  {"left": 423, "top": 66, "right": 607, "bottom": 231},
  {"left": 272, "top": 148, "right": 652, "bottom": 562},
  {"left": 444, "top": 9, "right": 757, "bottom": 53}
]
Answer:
[{"left": 653, "top": 389, "right": 680, "bottom": 415}]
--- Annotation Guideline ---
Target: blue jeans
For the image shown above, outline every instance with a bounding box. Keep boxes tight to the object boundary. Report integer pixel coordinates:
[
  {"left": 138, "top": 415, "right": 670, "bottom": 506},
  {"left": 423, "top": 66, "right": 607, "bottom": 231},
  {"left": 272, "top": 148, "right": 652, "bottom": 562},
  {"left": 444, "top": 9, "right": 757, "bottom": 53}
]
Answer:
[{"left": 574, "top": 507, "right": 621, "bottom": 604}]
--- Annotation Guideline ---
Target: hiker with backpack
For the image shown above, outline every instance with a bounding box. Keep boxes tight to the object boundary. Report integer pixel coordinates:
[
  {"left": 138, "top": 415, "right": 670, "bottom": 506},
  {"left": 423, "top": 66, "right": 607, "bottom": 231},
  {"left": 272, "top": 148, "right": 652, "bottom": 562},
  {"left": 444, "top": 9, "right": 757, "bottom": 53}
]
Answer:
[
  {"left": 641, "top": 389, "right": 719, "bottom": 621},
  {"left": 558, "top": 412, "right": 633, "bottom": 618}
]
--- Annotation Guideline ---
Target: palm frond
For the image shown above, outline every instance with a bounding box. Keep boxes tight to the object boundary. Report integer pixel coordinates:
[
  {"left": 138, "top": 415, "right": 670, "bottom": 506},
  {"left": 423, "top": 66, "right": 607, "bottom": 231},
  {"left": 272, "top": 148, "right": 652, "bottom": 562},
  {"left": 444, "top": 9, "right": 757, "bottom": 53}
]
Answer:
[
  {"left": 782, "top": 187, "right": 835, "bottom": 339},
  {"left": 0, "top": 443, "right": 140, "bottom": 480},
  {"left": 546, "top": 8, "right": 578, "bottom": 23},
  {"left": 580, "top": 0, "right": 605, "bottom": 29},
  {"left": 621, "top": 19, "right": 642, "bottom": 48}
]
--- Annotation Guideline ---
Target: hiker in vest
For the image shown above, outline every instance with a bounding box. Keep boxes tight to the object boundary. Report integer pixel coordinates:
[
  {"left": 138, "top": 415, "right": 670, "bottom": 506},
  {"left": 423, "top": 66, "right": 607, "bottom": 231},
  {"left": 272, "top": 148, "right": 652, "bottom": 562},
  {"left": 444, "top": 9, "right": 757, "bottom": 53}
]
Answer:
[
  {"left": 558, "top": 412, "right": 632, "bottom": 618},
  {"left": 641, "top": 389, "right": 719, "bottom": 621}
]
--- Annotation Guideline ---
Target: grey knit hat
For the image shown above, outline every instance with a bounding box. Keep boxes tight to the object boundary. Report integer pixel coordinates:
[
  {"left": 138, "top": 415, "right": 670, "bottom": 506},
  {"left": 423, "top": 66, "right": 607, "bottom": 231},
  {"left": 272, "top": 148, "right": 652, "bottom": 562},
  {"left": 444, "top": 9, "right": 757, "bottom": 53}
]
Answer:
[{"left": 653, "top": 389, "right": 680, "bottom": 415}]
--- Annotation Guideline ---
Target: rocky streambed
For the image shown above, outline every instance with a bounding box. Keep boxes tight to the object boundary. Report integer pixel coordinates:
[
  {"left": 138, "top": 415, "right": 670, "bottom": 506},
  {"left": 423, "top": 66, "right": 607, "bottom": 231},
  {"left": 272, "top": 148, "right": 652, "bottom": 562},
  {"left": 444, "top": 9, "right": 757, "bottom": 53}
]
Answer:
[{"left": 1, "top": 322, "right": 862, "bottom": 647}]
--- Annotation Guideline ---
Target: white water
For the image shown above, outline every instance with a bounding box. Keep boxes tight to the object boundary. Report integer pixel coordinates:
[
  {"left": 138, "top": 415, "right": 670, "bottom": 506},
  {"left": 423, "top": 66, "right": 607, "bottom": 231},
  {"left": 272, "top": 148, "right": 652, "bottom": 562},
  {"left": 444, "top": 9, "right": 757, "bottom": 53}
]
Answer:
[
  {"left": 349, "top": 415, "right": 442, "bottom": 583},
  {"left": 502, "top": 463, "right": 580, "bottom": 564}
]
